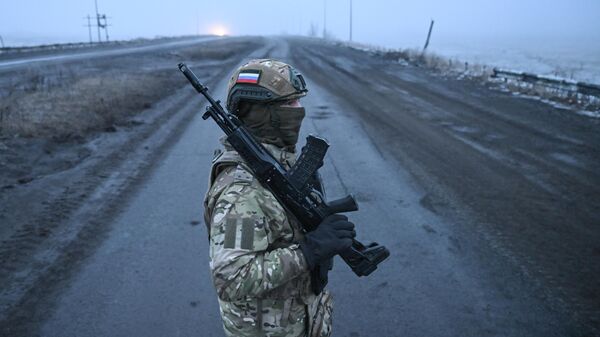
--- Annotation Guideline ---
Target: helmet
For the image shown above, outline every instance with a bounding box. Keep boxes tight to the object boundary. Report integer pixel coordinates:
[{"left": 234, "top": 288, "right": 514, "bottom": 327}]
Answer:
[{"left": 226, "top": 59, "right": 308, "bottom": 113}]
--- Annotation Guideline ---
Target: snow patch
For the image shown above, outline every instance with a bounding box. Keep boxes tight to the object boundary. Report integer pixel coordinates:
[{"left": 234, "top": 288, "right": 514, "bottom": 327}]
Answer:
[{"left": 577, "top": 110, "right": 600, "bottom": 118}]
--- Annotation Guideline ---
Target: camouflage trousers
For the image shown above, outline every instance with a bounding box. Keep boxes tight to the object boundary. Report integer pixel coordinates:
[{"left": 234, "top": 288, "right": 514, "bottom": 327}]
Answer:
[
  {"left": 307, "top": 290, "right": 333, "bottom": 337},
  {"left": 218, "top": 291, "right": 333, "bottom": 337}
]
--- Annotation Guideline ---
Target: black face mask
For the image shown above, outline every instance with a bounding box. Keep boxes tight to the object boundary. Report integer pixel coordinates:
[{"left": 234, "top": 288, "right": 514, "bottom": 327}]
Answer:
[{"left": 240, "top": 103, "right": 306, "bottom": 150}]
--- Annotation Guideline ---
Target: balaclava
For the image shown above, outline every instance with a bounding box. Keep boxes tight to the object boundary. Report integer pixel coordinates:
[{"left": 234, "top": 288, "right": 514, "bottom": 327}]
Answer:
[{"left": 239, "top": 101, "right": 306, "bottom": 152}]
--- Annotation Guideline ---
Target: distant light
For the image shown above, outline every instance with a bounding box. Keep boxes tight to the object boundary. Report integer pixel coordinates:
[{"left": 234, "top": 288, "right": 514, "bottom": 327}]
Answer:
[{"left": 210, "top": 26, "right": 228, "bottom": 37}]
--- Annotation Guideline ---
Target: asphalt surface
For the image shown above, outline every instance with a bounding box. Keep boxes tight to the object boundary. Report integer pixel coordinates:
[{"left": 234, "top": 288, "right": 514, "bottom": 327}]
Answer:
[{"left": 2, "top": 37, "right": 599, "bottom": 336}]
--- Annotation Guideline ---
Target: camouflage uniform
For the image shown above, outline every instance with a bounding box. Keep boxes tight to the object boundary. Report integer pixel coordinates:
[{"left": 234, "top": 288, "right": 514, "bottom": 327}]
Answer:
[{"left": 204, "top": 139, "right": 333, "bottom": 337}]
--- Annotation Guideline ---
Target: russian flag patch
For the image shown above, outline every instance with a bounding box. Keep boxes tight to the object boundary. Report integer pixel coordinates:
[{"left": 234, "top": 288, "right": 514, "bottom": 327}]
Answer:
[{"left": 237, "top": 70, "right": 260, "bottom": 84}]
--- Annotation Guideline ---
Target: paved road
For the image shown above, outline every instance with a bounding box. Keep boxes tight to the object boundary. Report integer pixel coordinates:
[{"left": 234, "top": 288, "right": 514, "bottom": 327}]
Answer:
[
  {"left": 4, "top": 37, "right": 598, "bottom": 336},
  {"left": 0, "top": 36, "right": 220, "bottom": 70}
]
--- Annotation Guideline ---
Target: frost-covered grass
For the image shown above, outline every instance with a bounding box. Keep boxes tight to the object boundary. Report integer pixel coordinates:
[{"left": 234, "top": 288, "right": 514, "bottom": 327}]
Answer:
[
  {"left": 428, "top": 38, "right": 600, "bottom": 85},
  {"left": 342, "top": 40, "right": 494, "bottom": 80},
  {"left": 337, "top": 40, "right": 600, "bottom": 113}
]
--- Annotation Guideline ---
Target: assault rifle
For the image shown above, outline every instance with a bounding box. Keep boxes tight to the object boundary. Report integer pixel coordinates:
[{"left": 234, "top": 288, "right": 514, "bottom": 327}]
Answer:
[{"left": 179, "top": 63, "right": 389, "bottom": 291}]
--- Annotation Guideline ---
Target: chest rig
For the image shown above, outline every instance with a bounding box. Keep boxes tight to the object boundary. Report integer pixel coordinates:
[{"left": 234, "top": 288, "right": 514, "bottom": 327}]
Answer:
[{"left": 203, "top": 143, "right": 306, "bottom": 248}]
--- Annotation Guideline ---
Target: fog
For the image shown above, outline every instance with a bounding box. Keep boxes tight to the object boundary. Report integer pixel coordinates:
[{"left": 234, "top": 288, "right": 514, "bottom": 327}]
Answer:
[{"left": 1, "top": 0, "right": 599, "bottom": 48}]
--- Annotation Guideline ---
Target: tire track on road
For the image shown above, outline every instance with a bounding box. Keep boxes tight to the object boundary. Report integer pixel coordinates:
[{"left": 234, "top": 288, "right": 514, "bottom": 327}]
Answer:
[{"left": 289, "top": 39, "right": 599, "bottom": 336}]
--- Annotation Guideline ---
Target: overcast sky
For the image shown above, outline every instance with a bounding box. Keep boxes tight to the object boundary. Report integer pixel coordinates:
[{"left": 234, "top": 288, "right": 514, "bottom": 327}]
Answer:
[{"left": 1, "top": 0, "right": 599, "bottom": 49}]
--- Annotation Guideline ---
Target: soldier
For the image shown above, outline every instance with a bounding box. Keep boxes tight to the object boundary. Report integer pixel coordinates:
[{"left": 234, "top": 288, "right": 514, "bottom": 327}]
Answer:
[{"left": 203, "top": 59, "right": 356, "bottom": 337}]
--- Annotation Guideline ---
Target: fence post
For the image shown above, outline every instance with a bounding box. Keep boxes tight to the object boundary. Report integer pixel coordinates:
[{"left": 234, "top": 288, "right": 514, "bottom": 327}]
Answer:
[{"left": 423, "top": 20, "right": 434, "bottom": 52}]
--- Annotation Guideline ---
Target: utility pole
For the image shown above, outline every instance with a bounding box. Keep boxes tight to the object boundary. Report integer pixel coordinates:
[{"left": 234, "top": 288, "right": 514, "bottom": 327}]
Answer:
[
  {"left": 95, "top": 0, "right": 102, "bottom": 43},
  {"left": 101, "top": 14, "right": 110, "bottom": 42},
  {"left": 323, "top": 0, "right": 327, "bottom": 39},
  {"left": 423, "top": 19, "right": 435, "bottom": 52},
  {"left": 93, "top": 0, "right": 111, "bottom": 43},
  {"left": 84, "top": 15, "right": 93, "bottom": 44},
  {"left": 349, "top": 0, "right": 353, "bottom": 41}
]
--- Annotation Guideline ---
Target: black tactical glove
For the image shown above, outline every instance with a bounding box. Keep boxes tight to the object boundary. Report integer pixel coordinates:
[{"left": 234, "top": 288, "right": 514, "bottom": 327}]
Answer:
[
  {"left": 299, "top": 214, "right": 356, "bottom": 270},
  {"left": 311, "top": 257, "right": 334, "bottom": 295}
]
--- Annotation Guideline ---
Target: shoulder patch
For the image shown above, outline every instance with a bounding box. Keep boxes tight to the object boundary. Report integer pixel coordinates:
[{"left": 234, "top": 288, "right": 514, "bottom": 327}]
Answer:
[{"left": 233, "top": 165, "right": 254, "bottom": 184}]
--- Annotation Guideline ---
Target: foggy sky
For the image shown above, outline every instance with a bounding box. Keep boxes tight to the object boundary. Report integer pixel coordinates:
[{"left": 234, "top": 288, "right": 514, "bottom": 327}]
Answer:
[{"left": 1, "top": 0, "right": 599, "bottom": 50}]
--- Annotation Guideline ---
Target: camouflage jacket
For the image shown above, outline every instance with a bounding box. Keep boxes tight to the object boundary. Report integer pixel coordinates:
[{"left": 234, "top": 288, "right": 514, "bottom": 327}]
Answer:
[{"left": 204, "top": 140, "right": 332, "bottom": 337}]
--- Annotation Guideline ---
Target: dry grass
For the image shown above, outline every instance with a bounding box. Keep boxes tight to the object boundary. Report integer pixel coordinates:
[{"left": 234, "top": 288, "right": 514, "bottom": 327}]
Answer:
[
  {"left": 381, "top": 48, "right": 493, "bottom": 80},
  {"left": 497, "top": 78, "right": 600, "bottom": 109},
  {"left": 375, "top": 46, "right": 599, "bottom": 111},
  {"left": 0, "top": 70, "right": 181, "bottom": 140},
  {"left": 0, "top": 39, "right": 260, "bottom": 140}
]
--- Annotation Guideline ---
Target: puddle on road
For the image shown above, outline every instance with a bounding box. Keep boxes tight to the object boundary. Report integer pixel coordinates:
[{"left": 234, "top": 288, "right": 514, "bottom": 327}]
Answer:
[
  {"left": 549, "top": 152, "right": 583, "bottom": 168},
  {"left": 450, "top": 125, "right": 479, "bottom": 134}
]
